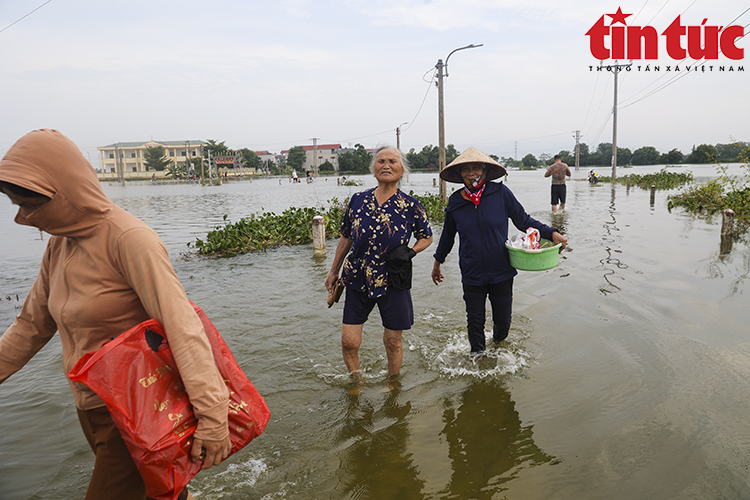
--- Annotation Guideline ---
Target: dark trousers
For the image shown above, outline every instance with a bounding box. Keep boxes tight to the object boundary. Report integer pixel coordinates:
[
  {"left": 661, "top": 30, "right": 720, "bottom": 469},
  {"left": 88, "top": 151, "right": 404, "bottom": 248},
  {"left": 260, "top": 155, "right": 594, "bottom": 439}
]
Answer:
[{"left": 462, "top": 278, "right": 513, "bottom": 352}]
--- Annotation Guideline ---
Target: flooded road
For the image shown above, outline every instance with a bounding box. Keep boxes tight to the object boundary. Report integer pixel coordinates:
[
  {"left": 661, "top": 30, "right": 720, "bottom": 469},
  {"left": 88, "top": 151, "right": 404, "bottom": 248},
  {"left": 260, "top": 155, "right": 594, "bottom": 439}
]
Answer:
[{"left": 2, "top": 167, "right": 750, "bottom": 499}]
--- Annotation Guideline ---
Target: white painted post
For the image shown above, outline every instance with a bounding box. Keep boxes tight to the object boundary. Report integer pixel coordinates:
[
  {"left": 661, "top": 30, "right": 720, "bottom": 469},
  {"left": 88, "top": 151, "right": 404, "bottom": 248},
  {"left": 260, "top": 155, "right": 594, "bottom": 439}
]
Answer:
[
  {"left": 722, "top": 209, "right": 735, "bottom": 235},
  {"left": 312, "top": 216, "right": 326, "bottom": 256}
]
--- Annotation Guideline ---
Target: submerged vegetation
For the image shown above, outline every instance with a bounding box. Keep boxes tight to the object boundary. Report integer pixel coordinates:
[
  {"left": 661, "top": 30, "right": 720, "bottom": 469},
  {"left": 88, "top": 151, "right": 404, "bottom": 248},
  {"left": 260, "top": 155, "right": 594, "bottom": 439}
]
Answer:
[
  {"left": 191, "top": 199, "right": 346, "bottom": 257},
  {"left": 668, "top": 163, "right": 750, "bottom": 223},
  {"left": 411, "top": 192, "right": 447, "bottom": 223},
  {"left": 191, "top": 193, "right": 448, "bottom": 257},
  {"left": 596, "top": 168, "right": 694, "bottom": 190}
]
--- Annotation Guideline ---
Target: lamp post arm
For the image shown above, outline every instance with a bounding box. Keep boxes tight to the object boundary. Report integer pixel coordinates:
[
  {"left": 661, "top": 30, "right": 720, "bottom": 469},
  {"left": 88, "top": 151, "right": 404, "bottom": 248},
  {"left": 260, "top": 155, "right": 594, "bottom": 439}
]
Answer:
[{"left": 444, "top": 43, "right": 483, "bottom": 77}]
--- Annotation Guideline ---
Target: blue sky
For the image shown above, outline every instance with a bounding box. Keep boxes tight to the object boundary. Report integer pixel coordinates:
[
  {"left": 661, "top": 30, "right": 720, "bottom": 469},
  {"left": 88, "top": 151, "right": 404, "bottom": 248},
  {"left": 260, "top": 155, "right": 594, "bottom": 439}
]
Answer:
[{"left": 1, "top": 0, "right": 747, "bottom": 167}]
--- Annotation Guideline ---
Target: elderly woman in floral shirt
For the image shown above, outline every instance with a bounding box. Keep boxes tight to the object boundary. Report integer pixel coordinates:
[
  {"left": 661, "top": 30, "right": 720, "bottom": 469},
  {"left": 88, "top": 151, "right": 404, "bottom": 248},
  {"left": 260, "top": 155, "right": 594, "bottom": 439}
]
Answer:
[{"left": 325, "top": 146, "right": 432, "bottom": 383}]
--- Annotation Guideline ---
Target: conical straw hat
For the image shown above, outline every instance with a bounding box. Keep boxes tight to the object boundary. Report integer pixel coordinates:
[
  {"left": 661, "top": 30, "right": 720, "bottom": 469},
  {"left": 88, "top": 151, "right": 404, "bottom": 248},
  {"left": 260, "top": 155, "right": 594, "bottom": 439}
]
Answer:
[{"left": 440, "top": 146, "right": 507, "bottom": 184}]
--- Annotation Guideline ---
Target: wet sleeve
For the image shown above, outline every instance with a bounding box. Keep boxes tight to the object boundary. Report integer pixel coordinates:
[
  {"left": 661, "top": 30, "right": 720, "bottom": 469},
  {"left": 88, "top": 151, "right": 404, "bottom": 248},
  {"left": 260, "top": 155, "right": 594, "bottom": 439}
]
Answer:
[
  {"left": 505, "top": 187, "right": 557, "bottom": 240},
  {"left": 0, "top": 245, "right": 58, "bottom": 384},
  {"left": 433, "top": 211, "right": 457, "bottom": 264},
  {"left": 412, "top": 199, "right": 433, "bottom": 240},
  {"left": 116, "top": 227, "right": 230, "bottom": 442},
  {"left": 340, "top": 196, "right": 354, "bottom": 238}
]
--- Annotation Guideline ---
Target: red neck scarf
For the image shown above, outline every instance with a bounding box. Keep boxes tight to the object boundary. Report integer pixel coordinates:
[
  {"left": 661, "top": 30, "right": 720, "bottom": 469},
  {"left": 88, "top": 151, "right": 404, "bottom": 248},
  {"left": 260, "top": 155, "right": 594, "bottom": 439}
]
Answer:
[{"left": 462, "top": 179, "right": 486, "bottom": 206}]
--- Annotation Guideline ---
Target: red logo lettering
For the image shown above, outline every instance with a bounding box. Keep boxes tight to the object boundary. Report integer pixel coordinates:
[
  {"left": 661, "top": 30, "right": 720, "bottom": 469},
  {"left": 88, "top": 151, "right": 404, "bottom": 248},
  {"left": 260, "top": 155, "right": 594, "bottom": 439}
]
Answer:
[{"left": 586, "top": 8, "right": 745, "bottom": 61}]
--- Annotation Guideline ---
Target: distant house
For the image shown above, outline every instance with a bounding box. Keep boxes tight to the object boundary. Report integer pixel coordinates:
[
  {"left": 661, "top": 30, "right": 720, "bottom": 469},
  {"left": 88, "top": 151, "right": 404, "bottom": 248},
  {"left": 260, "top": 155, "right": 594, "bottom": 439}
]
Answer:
[
  {"left": 254, "top": 150, "right": 278, "bottom": 166},
  {"left": 98, "top": 140, "right": 206, "bottom": 174},
  {"left": 280, "top": 144, "right": 342, "bottom": 172}
]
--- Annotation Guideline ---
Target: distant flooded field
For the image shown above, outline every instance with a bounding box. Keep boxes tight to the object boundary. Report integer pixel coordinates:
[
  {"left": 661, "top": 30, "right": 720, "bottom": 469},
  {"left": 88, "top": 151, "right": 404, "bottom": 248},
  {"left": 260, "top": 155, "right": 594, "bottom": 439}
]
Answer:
[{"left": 3, "top": 166, "right": 750, "bottom": 499}]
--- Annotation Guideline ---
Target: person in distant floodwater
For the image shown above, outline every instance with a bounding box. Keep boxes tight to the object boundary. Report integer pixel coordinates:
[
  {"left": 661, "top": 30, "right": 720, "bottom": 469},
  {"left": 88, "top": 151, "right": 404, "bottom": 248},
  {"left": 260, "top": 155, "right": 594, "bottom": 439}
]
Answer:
[{"left": 544, "top": 154, "right": 572, "bottom": 212}]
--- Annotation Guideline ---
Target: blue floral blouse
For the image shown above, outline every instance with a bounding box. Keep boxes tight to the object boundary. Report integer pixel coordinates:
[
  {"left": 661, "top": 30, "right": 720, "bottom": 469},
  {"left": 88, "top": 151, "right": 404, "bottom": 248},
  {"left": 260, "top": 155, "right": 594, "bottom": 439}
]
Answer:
[{"left": 340, "top": 188, "right": 432, "bottom": 298}]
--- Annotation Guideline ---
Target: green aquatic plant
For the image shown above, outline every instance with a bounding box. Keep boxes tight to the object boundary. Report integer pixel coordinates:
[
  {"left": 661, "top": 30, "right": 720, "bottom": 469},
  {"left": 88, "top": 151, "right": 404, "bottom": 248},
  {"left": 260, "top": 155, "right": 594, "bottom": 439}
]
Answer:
[
  {"left": 410, "top": 191, "right": 447, "bottom": 223},
  {"left": 191, "top": 198, "right": 347, "bottom": 256},
  {"left": 191, "top": 193, "right": 448, "bottom": 257},
  {"left": 668, "top": 162, "right": 750, "bottom": 222},
  {"left": 597, "top": 168, "right": 694, "bottom": 189}
]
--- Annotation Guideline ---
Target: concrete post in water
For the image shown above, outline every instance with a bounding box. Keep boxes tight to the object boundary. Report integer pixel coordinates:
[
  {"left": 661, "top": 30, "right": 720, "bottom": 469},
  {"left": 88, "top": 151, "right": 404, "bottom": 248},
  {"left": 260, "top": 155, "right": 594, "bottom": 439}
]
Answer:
[
  {"left": 312, "top": 216, "right": 326, "bottom": 256},
  {"left": 626, "top": 175, "right": 631, "bottom": 189},
  {"left": 650, "top": 185, "right": 656, "bottom": 207},
  {"left": 722, "top": 209, "right": 735, "bottom": 235},
  {"left": 433, "top": 178, "right": 437, "bottom": 187}
]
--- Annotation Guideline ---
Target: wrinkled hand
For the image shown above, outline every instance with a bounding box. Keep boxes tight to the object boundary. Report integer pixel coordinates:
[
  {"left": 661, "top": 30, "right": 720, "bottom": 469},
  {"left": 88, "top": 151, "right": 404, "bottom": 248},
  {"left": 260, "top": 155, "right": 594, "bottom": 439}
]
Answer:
[
  {"left": 431, "top": 261, "right": 444, "bottom": 285},
  {"left": 552, "top": 231, "right": 568, "bottom": 252},
  {"left": 191, "top": 436, "right": 231, "bottom": 470}
]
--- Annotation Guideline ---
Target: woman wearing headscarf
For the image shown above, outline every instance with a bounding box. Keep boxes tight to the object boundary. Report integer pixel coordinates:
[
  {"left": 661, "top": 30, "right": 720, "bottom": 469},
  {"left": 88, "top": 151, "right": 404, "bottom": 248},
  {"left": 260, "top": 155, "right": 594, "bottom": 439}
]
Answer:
[
  {"left": 325, "top": 146, "right": 433, "bottom": 383},
  {"left": 0, "top": 129, "right": 230, "bottom": 500},
  {"left": 431, "top": 147, "right": 567, "bottom": 356}
]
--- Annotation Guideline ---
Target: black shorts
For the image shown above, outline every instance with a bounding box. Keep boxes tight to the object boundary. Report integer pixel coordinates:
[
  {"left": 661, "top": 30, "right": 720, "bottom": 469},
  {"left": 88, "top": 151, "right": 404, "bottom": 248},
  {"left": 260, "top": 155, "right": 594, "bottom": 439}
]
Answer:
[
  {"left": 551, "top": 184, "right": 567, "bottom": 205},
  {"left": 342, "top": 286, "right": 414, "bottom": 330}
]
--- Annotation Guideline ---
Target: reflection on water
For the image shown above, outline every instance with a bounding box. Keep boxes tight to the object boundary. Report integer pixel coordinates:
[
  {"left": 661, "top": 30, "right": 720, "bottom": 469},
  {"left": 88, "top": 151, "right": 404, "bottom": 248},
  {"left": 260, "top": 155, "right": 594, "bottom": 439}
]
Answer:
[
  {"left": 438, "top": 382, "right": 557, "bottom": 499},
  {"left": 333, "top": 386, "right": 424, "bottom": 499},
  {"left": 4, "top": 168, "right": 750, "bottom": 499},
  {"left": 598, "top": 185, "right": 628, "bottom": 295}
]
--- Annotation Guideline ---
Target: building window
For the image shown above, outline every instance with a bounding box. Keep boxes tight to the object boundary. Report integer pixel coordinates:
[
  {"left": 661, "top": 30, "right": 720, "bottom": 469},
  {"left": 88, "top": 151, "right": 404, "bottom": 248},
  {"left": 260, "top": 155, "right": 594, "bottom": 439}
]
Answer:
[
  {"left": 170, "top": 149, "right": 175, "bottom": 156},
  {"left": 131, "top": 152, "right": 136, "bottom": 158},
  {"left": 109, "top": 153, "right": 114, "bottom": 159}
]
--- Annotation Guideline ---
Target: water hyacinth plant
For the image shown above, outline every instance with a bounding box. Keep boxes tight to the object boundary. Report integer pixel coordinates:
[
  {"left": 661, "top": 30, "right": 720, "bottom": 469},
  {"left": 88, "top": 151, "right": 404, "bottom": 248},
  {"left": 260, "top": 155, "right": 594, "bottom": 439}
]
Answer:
[
  {"left": 668, "top": 163, "right": 750, "bottom": 222},
  {"left": 597, "top": 168, "right": 694, "bottom": 189},
  {"left": 191, "top": 198, "right": 347, "bottom": 257},
  {"left": 190, "top": 193, "right": 448, "bottom": 257}
]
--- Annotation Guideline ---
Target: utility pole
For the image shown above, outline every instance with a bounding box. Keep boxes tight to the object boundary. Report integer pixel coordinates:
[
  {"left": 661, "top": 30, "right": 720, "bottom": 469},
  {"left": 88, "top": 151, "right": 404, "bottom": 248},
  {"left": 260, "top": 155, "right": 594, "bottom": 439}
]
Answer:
[
  {"left": 437, "top": 58, "right": 446, "bottom": 200},
  {"left": 311, "top": 137, "right": 320, "bottom": 177},
  {"left": 573, "top": 130, "right": 582, "bottom": 171},
  {"left": 396, "top": 122, "right": 407, "bottom": 150},
  {"left": 200, "top": 144, "right": 205, "bottom": 183},
  {"left": 437, "top": 43, "right": 483, "bottom": 202},
  {"left": 609, "top": 61, "right": 632, "bottom": 178},
  {"left": 514, "top": 141, "right": 518, "bottom": 162},
  {"left": 115, "top": 143, "right": 124, "bottom": 185}
]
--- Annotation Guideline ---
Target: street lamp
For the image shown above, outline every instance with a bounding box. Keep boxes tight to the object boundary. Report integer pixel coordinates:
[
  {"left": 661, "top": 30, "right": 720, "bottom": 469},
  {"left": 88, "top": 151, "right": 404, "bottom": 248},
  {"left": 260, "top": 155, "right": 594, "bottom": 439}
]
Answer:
[
  {"left": 437, "top": 43, "right": 483, "bottom": 201},
  {"left": 396, "top": 122, "right": 408, "bottom": 150}
]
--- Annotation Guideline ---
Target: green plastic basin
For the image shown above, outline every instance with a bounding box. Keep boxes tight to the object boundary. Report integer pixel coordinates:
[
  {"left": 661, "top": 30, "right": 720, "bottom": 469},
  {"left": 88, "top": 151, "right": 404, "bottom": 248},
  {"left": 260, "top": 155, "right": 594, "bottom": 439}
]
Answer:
[{"left": 505, "top": 238, "right": 561, "bottom": 271}]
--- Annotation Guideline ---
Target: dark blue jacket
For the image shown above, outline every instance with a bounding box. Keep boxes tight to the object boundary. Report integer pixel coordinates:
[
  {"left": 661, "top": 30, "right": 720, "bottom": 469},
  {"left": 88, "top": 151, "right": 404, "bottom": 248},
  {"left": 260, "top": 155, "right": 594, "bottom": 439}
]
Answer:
[{"left": 433, "top": 181, "right": 557, "bottom": 286}]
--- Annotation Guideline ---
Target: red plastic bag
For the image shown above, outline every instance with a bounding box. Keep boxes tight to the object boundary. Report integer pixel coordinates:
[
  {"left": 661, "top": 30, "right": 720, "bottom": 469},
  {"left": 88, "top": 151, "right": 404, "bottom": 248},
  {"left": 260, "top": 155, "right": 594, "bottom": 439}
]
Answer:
[{"left": 68, "top": 303, "right": 270, "bottom": 500}]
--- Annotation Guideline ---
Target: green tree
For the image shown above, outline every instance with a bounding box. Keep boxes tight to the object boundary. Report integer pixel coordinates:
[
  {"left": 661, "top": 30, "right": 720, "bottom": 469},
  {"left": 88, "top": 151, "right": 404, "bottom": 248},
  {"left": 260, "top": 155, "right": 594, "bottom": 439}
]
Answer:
[
  {"left": 238, "top": 148, "right": 261, "bottom": 171},
  {"left": 686, "top": 144, "right": 717, "bottom": 164},
  {"left": 716, "top": 141, "right": 749, "bottom": 161},
  {"left": 286, "top": 146, "right": 305, "bottom": 171},
  {"left": 617, "top": 147, "right": 632, "bottom": 165},
  {"left": 319, "top": 160, "right": 335, "bottom": 173},
  {"left": 557, "top": 150, "right": 575, "bottom": 165},
  {"left": 660, "top": 148, "right": 684, "bottom": 164},
  {"left": 165, "top": 162, "right": 186, "bottom": 179},
  {"left": 631, "top": 146, "right": 660, "bottom": 165},
  {"left": 188, "top": 157, "right": 206, "bottom": 177},
  {"left": 203, "top": 139, "right": 228, "bottom": 159},
  {"left": 143, "top": 146, "right": 172, "bottom": 171},
  {"left": 522, "top": 153, "right": 538, "bottom": 167},
  {"left": 338, "top": 144, "right": 371, "bottom": 174}
]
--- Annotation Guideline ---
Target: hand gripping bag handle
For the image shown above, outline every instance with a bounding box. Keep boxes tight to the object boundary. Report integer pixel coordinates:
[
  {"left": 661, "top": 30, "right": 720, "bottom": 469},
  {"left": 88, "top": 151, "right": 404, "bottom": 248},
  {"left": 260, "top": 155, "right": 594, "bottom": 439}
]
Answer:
[{"left": 68, "top": 302, "right": 270, "bottom": 500}]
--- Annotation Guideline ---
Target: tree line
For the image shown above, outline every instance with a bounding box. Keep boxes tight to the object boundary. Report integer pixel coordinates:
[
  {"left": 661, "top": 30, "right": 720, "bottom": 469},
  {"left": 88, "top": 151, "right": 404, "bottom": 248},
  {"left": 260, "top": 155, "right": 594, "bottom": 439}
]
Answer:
[
  {"left": 515, "top": 140, "right": 750, "bottom": 169},
  {"left": 142, "top": 138, "right": 750, "bottom": 177}
]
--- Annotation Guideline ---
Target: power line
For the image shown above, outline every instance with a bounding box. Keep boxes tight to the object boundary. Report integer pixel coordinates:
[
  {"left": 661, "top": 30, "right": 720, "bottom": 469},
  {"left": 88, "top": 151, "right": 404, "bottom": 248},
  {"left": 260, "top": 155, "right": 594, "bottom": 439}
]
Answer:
[
  {"left": 403, "top": 69, "right": 436, "bottom": 133},
  {"left": 0, "top": 0, "right": 53, "bottom": 34},
  {"left": 619, "top": 10, "right": 750, "bottom": 109}
]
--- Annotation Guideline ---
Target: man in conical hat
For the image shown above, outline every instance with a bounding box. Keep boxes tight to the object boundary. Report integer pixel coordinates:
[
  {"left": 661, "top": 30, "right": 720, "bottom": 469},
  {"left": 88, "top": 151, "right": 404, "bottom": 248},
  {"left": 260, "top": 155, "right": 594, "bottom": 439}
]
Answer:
[{"left": 431, "top": 146, "right": 567, "bottom": 355}]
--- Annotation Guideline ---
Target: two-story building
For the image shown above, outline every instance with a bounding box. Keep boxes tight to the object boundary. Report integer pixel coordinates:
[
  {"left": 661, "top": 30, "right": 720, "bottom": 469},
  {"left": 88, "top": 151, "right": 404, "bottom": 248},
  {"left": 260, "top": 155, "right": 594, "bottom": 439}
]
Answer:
[
  {"left": 98, "top": 140, "right": 206, "bottom": 176},
  {"left": 280, "top": 144, "right": 342, "bottom": 172}
]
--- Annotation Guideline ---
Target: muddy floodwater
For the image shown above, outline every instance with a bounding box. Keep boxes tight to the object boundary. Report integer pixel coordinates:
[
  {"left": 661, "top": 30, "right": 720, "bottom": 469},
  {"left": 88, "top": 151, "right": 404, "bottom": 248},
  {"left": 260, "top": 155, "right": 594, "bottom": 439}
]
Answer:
[{"left": 2, "top": 167, "right": 750, "bottom": 499}]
